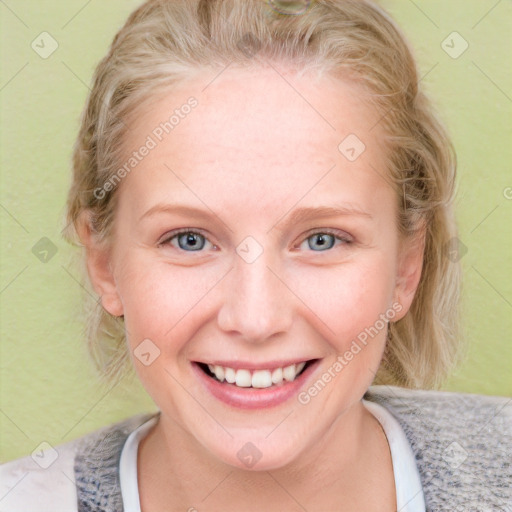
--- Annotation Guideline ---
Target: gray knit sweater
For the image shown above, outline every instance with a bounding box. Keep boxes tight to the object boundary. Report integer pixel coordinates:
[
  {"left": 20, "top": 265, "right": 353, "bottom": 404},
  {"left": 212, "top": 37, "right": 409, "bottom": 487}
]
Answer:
[
  {"left": 73, "top": 386, "right": 511, "bottom": 511},
  {"left": 1, "top": 386, "right": 510, "bottom": 510}
]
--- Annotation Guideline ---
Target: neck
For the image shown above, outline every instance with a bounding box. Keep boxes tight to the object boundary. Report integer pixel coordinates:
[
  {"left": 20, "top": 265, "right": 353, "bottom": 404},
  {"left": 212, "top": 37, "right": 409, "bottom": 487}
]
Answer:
[{"left": 138, "top": 401, "right": 395, "bottom": 511}]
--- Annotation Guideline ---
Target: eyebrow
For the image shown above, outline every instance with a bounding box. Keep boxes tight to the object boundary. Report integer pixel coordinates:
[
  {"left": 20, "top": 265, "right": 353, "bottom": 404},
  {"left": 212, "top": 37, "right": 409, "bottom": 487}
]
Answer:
[
  {"left": 140, "top": 203, "right": 373, "bottom": 229},
  {"left": 139, "top": 204, "right": 218, "bottom": 222},
  {"left": 269, "top": 205, "right": 373, "bottom": 232}
]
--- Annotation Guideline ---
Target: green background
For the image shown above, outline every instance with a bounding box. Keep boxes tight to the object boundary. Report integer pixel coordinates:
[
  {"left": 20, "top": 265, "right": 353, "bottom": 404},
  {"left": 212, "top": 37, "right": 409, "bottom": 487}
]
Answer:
[{"left": 1, "top": 0, "right": 511, "bottom": 462}]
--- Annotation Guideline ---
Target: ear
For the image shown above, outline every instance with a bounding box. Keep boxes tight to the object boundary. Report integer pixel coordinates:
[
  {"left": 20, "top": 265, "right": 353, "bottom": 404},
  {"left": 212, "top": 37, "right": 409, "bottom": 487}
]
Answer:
[
  {"left": 393, "top": 223, "right": 426, "bottom": 321},
  {"left": 76, "top": 211, "right": 124, "bottom": 317}
]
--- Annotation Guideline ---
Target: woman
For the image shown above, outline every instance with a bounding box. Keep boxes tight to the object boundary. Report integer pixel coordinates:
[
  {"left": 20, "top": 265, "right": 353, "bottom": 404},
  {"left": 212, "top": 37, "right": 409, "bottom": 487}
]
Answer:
[{"left": 1, "top": 1, "right": 510, "bottom": 510}]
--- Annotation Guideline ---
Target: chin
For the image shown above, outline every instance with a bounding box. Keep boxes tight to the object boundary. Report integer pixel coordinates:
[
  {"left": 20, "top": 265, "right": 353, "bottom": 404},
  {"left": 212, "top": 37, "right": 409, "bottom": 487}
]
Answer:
[{"left": 198, "top": 427, "right": 311, "bottom": 472}]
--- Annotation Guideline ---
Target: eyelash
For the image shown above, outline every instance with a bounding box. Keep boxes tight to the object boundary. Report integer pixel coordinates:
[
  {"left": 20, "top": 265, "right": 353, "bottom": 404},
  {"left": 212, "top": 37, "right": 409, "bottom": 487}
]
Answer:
[{"left": 159, "top": 228, "right": 353, "bottom": 252}]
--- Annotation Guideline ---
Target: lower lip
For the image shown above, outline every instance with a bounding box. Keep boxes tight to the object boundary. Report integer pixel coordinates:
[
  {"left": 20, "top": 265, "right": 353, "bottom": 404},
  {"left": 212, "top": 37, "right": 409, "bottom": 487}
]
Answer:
[{"left": 192, "top": 361, "right": 320, "bottom": 410}]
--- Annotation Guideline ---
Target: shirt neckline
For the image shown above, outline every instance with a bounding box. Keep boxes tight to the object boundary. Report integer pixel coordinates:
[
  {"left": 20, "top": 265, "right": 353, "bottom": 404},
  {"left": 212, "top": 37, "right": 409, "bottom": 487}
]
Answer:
[
  {"left": 362, "top": 399, "right": 426, "bottom": 511},
  {"left": 120, "top": 401, "right": 425, "bottom": 512},
  {"left": 119, "top": 415, "right": 158, "bottom": 512}
]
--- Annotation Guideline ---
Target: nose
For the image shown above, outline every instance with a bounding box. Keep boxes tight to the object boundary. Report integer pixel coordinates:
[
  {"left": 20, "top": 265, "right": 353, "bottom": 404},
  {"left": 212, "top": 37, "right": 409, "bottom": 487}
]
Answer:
[{"left": 217, "top": 251, "right": 293, "bottom": 343}]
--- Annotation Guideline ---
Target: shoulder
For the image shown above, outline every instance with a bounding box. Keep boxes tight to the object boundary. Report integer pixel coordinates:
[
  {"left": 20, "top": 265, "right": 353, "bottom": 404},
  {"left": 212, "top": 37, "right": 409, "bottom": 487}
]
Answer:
[
  {"left": 365, "top": 385, "right": 512, "bottom": 508},
  {"left": 0, "top": 436, "right": 78, "bottom": 512},
  {"left": 0, "top": 413, "right": 155, "bottom": 512},
  {"left": 365, "top": 385, "right": 511, "bottom": 429}
]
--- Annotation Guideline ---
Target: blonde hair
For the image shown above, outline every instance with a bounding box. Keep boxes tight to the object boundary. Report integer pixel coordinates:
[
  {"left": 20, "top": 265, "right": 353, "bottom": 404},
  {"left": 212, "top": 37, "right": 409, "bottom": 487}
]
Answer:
[{"left": 64, "top": 0, "right": 462, "bottom": 388}]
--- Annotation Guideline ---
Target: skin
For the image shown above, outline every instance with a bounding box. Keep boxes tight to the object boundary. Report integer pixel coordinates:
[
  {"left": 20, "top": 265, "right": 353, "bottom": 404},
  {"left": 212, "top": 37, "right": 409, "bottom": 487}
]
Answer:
[{"left": 79, "top": 63, "right": 425, "bottom": 511}]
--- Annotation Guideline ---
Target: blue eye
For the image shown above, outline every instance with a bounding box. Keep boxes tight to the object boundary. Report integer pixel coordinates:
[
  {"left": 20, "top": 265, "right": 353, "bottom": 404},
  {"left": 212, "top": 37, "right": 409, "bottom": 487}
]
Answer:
[
  {"left": 163, "top": 230, "right": 210, "bottom": 251},
  {"left": 301, "top": 230, "right": 352, "bottom": 252},
  {"left": 160, "top": 229, "right": 351, "bottom": 253},
  {"left": 307, "top": 233, "right": 336, "bottom": 251}
]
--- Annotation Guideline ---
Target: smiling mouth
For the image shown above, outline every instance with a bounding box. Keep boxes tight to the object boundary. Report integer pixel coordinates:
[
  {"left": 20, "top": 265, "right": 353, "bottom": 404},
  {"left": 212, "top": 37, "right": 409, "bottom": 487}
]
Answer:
[{"left": 197, "top": 360, "right": 315, "bottom": 389}]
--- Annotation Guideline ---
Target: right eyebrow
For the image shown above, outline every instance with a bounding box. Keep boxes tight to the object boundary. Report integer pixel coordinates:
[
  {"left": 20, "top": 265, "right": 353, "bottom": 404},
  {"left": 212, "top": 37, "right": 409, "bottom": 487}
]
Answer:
[{"left": 139, "top": 204, "right": 215, "bottom": 222}]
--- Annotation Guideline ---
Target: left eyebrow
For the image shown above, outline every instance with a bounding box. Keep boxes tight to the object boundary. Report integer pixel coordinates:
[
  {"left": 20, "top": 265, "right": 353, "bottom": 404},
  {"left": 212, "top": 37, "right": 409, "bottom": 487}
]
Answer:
[{"left": 269, "top": 205, "right": 373, "bottom": 233}]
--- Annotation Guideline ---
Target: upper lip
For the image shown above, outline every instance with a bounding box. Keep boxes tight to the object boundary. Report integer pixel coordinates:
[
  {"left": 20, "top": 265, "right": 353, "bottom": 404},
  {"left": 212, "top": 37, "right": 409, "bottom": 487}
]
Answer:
[{"left": 194, "top": 358, "right": 317, "bottom": 371}]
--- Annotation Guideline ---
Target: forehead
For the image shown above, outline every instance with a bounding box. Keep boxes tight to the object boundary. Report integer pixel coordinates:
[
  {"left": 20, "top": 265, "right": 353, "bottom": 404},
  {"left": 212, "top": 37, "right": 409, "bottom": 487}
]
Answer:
[{"left": 120, "top": 65, "right": 394, "bottom": 219}]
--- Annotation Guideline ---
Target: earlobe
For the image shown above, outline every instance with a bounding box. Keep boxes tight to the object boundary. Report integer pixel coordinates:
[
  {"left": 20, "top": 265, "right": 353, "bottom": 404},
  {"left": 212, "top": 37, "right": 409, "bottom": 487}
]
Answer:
[
  {"left": 393, "top": 225, "right": 426, "bottom": 321},
  {"left": 76, "top": 211, "right": 124, "bottom": 317}
]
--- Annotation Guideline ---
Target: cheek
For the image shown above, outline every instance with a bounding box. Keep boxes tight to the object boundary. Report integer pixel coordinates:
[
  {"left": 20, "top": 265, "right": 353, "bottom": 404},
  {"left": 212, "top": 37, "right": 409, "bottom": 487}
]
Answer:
[
  {"left": 116, "top": 253, "right": 225, "bottom": 352},
  {"left": 115, "top": 245, "right": 397, "bottom": 366},
  {"left": 290, "top": 254, "right": 396, "bottom": 351}
]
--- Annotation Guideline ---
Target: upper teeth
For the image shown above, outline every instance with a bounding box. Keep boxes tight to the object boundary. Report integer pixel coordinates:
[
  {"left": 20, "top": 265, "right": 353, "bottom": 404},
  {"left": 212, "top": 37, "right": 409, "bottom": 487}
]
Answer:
[{"left": 206, "top": 362, "right": 307, "bottom": 388}]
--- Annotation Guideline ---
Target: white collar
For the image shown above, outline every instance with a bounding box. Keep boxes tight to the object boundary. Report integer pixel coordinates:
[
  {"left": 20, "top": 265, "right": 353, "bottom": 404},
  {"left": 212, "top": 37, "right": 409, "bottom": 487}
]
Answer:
[{"left": 120, "top": 401, "right": 425, "bottom": 512}]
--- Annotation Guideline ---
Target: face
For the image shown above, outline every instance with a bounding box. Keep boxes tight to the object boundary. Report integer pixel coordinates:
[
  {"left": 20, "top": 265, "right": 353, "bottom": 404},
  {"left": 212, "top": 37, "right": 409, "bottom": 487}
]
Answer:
[{"left": 86, "top": 65, "right": 421, "bottom": 471}]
